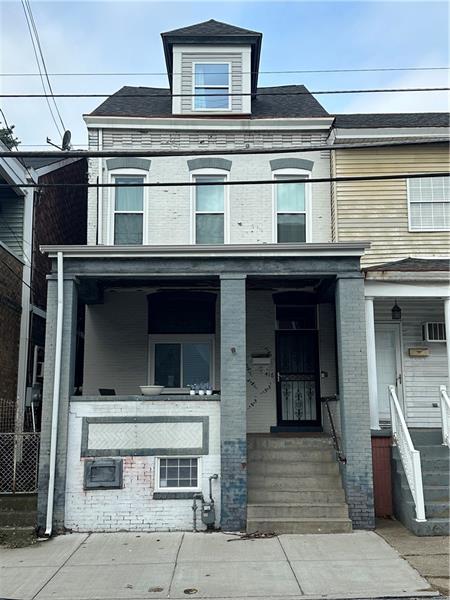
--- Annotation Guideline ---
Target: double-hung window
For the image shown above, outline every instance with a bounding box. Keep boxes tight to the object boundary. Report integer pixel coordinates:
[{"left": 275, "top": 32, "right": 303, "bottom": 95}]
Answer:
[
  {"left": 408, "top": 176, "right": 450, "bottom": 231},
  {"left": 113, "top": 176, "right": 144, "bottom": 244},
  {"left": 194, "top": 175, "right": 226, "bottom": 244},
  {"left": 193, "top": 63, "right": 230, "bottom": 110},
  {"left": 275, "top": 175, "right": 308, "bottom": 243}
]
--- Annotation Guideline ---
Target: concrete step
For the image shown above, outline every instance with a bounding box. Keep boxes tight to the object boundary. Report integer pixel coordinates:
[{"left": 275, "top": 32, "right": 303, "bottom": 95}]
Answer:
[
  {"left": 413, "top": 518, "right": 450, "bottom": 537},
  {"left": 425, "top": 502, "right": 450, "bottom": 518},
  {"left": 420, "top": 457, "right": 450, "bottom": 471},
  {"left": 248, "top": 474, "right": 342, "bottom": 491},
  {"left": 247, "top": 448, "right": 336, "bottom": 463},
  {"left": 409, "top": 429, "right": 443, "bottom": 446},
  {"left": 247, "top": 460, "right": 340, "bottom": 476},
  {"left": 416, "top": 445, "right": 449, "bottom": 458},
  {"left": 0, "top": 509, "right": 36, "bottom": 527},
  {"left": 247, "top": 502, "right": 349, "bottom": 519},
  {"left": 248, "top": 488, "right": 346, "bottom": 504},
  {"left": 0, "top": 494, "right": 37, "bottom": 512},
  {"left": 421, "top": 485, "right": 449, "bottom": 502},
  {"left": 247, "top": 517, "right": 352, "bottom": 534},
  {"left": 397, "top": 469, "right": 448, "bottom": 487},
  {"left": 248, "top": 436, "right": 333, "bottom": 451}
]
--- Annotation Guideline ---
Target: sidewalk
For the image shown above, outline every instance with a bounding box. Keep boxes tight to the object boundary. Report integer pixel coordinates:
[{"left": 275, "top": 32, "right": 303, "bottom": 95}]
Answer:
[{"left": 0, "top": 530, "right": 437, "bottom": 600}]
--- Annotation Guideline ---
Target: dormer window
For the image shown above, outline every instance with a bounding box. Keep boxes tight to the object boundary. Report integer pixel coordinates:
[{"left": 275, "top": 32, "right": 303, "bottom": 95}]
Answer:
[{"left": 193, "top": 63, "right": 230, "bottom": 110}]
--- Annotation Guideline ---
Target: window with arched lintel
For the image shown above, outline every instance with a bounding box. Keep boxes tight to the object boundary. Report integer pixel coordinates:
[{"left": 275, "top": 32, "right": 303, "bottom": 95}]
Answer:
[{"left": 272, "top": 167, "right": 312, "bottom": 243}]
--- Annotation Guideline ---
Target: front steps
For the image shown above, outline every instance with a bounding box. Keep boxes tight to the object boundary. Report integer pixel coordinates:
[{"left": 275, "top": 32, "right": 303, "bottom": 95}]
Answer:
[
  {"left": 247, "top": 434, "right": 352, "bottom": 534},
  {"left": 392, "top": 429, "right": 450, "bottom": 536}
]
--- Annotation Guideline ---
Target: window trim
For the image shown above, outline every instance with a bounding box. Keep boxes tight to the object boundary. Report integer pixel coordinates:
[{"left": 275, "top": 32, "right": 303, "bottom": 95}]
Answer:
[
  {"left": 407, "top": 177, "right": 450, "bottom": 233},
  {"left": 155, "top": 456, "right": 202, "bottom": 493},
  {"left": 190, "top": 168, "right": 230, "bottom": 244},
  {"left": 272, "top": 168, "right": 312, "bottom": 243},
  {"left": 192, "top": 61, "right": 232, "bottom": 112},
  {"left": 107, "top": 168, "right": 149, "bottom": 245},
  {"left": 148, "top": 334, "right": 216, "bottom": 393}
]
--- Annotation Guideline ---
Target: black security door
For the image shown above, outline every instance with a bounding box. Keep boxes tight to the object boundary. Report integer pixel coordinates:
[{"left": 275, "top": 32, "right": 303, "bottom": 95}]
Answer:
[{"left": 276, "top": 331, "right": 321, "bottom": 427}]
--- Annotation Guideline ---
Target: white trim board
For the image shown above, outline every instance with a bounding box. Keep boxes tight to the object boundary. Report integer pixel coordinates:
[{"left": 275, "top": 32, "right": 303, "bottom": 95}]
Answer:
[{"left": 365, "top": 280, "right": 450, "bottom": 298}]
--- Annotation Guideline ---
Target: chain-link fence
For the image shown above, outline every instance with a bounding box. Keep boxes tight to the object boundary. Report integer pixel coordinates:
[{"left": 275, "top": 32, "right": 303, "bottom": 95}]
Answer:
[{"left": 0, "top": 433, "right": 40, "bottom": 493}]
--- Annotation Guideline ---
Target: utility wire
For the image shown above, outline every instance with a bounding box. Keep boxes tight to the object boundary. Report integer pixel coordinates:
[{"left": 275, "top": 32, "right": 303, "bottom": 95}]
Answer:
[
  {"left": 2, "top": 86, "right": 449, "bottom": 99},
  {"left": 0, "top": 255, "right": 35, "bottom": 293},
  {"left": 2, "top": 172, "right": 449, "bottom": 190},
  {"left": 1, "top": 138, "right": 448, "bottom": 159},
  {"left": 20, "top": 0, "right": 65, "bottom": 138},
  {"left": 1, "top": 66, "right": 449, "bottom": 77}
]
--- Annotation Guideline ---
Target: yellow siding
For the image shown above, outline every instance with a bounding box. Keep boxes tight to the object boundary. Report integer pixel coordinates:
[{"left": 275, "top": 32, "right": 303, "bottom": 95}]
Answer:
[{"left": 332, "top": 145, "right": 450, "bottom": 266}]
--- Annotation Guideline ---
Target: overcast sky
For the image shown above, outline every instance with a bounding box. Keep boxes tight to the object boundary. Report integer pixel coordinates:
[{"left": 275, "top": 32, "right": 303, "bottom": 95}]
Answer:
[{"left": 1, "top": 0, "right": 449, "bottom": 148}]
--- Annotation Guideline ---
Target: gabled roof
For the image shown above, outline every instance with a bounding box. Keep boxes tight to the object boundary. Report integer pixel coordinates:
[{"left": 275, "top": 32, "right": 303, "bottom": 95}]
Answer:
[
  {"left": 334, "top": 112, "right": 450, "bottom": 129},
  {"left": 88, "top": 84, "right": 329, "bottom": 119},
  {"left": 161, "top": 19, "right": 261, "bottom": 37},
  {"left": 161, "top": 19, "right": 263, "bottom": 94},
  {"left": 365, "top": 257, "right": 450, "bottom": 272}
]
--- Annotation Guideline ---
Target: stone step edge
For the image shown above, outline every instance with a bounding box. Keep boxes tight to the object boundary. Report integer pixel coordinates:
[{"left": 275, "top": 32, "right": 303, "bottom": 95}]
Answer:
[
  {"left": 248, "top": 502, "right": 347, "bottom": 507},
  {"left": 247, "top": 517, "right": 352, "bottom": 523}
]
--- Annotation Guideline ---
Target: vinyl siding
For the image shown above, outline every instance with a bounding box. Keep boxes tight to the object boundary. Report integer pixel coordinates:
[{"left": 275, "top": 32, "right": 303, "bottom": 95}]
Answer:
[
  {"left": 374, "top": 298, "right": 448, "bottom": 428},
  {"left": 332, "top": 145, "right": 450, "bottom": 267},
  {"left": 0, "top": 189, "right": 24, "bottom": 259}
]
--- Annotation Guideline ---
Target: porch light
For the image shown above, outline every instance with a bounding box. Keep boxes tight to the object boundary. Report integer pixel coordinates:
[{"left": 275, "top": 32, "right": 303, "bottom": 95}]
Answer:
[{"left": 391, "top": 300, "right": 402, "bottom": 320}]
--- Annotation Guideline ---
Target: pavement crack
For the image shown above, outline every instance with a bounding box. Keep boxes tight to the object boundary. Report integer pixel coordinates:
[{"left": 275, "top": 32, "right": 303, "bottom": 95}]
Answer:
[
  {"left": 277, "top": 535, "right": 304, "bottom": 595},
  {"left": 167, "top": 532, "right": 184, "bottom": 598}
]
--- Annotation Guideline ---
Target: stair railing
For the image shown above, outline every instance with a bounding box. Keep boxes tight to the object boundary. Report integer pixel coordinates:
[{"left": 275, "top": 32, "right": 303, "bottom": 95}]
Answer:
[
  {"left": 321, "top": 396, "right": 346, "bottom": 464},
  {"left": 439, "top": 385, "right": 450, "bottom": 448},
  {"left": 388, "top": 385, "right": 426, "bottom": 522}
]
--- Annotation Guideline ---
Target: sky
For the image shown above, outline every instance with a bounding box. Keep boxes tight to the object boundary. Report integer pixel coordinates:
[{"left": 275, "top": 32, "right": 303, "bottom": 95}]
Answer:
[{"left": 0, "top": 0, "right": 449, "bottom": 148}]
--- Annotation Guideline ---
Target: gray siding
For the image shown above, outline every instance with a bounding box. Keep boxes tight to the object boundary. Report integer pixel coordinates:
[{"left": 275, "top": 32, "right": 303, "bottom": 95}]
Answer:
[
  {"left": 181, "top": 52, "right": 243, "bottom": 114},
  {"left": 0, "top": 191, "right": 24, "bottom": 258}
]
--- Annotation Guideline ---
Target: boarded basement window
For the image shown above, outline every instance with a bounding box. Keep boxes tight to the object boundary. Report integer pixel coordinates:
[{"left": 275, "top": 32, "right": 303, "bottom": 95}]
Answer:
[{"left": 84, "top": 458, "right": 123, "bottom": 490}]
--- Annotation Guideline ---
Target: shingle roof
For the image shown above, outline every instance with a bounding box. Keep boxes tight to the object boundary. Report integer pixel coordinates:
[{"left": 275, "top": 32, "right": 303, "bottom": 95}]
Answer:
[
  {"left": 365, "top": 257, "right": 450, "bottom": 272},
  {"left": 22, "top": 157, "right": 70, "bottom": 170},
  {"left": 161, "top": 19, "right": 261, "bottom": 37},
  {"left": 89, "top": 84, "right": 330, "bottom": 119},
  {"left": 334, "top": 113, "right": 450, "bottom": 129}
]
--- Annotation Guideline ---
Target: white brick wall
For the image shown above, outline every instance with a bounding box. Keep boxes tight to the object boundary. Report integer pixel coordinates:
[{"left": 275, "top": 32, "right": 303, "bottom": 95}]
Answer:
[
  {"left": 65, "top": 399, "right": 220, "bottom": 532},
  {"left": 87, "top": 128, "right": 331, "bottom": 246}
]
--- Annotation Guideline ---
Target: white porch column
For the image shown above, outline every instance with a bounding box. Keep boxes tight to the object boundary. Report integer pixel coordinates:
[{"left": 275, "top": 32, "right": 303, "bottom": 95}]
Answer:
[
  {"left": 445, "top": 297, "right": 450, "bottom": 383},
  {"left": 365, "top": 296, "right": 380, "bottom": 430}
]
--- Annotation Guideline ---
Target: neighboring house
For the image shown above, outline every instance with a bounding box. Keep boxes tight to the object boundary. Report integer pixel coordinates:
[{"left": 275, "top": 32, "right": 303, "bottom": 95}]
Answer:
[
  {"left": 35, "top": 19, "right": 448, "bottom": 537},
  {"left": 331, "top": 115, "right": 450, "bottom": 534},
  {"left": 0, "top": 147, "right": 87, "bottom": 496}
]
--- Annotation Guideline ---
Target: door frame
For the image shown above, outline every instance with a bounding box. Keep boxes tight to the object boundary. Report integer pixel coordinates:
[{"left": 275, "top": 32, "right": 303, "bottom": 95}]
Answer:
[
  {"left": 275, "top": 330, "right": 322, "bottom": 429},
  {"left": 375, "top": 320, "right": 405, "bottom": 416}
]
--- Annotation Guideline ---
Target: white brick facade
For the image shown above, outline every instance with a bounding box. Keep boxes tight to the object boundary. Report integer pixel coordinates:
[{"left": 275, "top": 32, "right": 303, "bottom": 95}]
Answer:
[{"left": 65, "top": 399, "right": 220, "bottom": 532}]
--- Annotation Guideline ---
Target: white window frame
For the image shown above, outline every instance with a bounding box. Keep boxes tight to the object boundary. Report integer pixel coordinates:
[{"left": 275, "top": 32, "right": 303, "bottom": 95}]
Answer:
[
  {"left": 407, "top": 176, "right": 450, "bottom": 232},
  {"left": 192, "top": 61, "right": 231, "bottom": 112},
  {"left": 155, "top": 456, "right": 202, "bottom": 493},
  {"left": 107, "top": 168, "right": 149, "bottom": 245},
  {"left": 148, "top": 334, "right": 215, "bottom": 393},
  {"left": 272, "top": 168, "right": 312, "bottom": 243},
  {"left": 190, "top": 168, "right": 230, "bottom": 244}
]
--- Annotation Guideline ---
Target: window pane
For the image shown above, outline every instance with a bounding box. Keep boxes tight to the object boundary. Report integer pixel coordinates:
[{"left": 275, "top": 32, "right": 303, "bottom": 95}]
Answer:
[
  {"left": 196, "top": 214, "right": 224, "bottom": 244},
  {"left": 195, "top": 177, "right": 225, "bottom": 211},
  {"left": 159, "top": 458, "right": 198, "bottom": 488},
  {"left": 194, "top": 88, "right": 229, "bottom": 109},
  {"left": 115, "top": 177, "right": 144, "bottom": 211},
  {"left": 183, "top": 343, "right": 210, "bottom": 387},
  {"left": 114, "top": 214, "right": 143, "bottom": 245},
  {"left": 154, "top": 344, "right": 181, "bottom": 387},
  {"left": 195, "top": 63, "right": 229, "bottom": 87},
  {"left": 278, "top": 214, "right": 306, "bottom": 243},
  {"left": 277, "top": 180, "right": 305, "bottom": 212}
]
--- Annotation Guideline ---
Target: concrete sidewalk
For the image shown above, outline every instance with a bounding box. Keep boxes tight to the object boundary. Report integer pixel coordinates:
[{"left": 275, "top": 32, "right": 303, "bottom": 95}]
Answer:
[{"left": 0, "top": 530, "right": 437, "bottom": 600}]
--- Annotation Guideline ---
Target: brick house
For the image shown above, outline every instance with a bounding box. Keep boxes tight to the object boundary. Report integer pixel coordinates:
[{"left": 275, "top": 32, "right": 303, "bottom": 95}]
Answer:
[{"left": 36, "top": 20, "right": 448, "bottom": 536}]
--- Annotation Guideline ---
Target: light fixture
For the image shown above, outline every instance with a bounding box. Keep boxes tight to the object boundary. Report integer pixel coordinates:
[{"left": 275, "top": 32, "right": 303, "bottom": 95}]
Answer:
[{"left": 391, "top": 300, "right": 402, "bottom": 320}]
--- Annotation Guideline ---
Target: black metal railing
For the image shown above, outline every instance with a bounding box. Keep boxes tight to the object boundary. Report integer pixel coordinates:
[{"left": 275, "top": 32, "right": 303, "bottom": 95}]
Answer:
[{"left": 321, "top": 395, "right": 347, "bottom": 464}]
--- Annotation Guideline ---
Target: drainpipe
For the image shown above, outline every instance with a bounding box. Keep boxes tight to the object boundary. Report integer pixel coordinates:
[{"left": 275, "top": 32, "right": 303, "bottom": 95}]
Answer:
[
  {"left": 45, "top": 251, "right": 64, "bottom": 537},
  {"left": 445, "top": 297, "right": 450, "bottom": 385}
]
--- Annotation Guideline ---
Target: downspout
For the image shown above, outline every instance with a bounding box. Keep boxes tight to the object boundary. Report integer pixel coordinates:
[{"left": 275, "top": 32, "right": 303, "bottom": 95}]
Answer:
[{"left": 45, "top": 251, "right": 64, "bottom": 537}]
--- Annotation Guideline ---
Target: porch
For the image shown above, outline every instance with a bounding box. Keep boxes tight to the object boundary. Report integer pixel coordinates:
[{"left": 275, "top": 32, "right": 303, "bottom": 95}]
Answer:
[{"left": 37, "top": 243, "right": 374, "bottom": 534}]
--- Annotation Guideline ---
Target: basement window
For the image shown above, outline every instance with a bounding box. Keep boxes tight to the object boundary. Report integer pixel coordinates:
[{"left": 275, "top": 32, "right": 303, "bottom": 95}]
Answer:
[{"left": 156, "top": 457, "right": 200, "bottom": 491}]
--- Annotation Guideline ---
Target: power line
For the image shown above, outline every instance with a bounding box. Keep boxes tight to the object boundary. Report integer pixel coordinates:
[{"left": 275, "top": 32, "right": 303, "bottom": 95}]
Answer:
[
  {"left": 2, "top": 172, "right": 449, "bottom": 190},
  {"left": 1, "top": 66, "right": 449, "bottom": 77},
  {"left": 0, "top": 255, "right": 34, "bottom": 293},
  {"left": 2, "top": 86, "right": 449, "bottom": 99},
  {"left": 1, "top": 138, "right": 448, "bottom": 159}
]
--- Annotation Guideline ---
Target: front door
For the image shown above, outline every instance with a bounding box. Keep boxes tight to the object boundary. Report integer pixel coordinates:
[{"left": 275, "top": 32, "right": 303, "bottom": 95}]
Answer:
[
  {"left": 276, "top": 331, "right": 321, "bottom": 428},
  {"left": 375, "top": 322, "right": 404, "bottom": 422}
]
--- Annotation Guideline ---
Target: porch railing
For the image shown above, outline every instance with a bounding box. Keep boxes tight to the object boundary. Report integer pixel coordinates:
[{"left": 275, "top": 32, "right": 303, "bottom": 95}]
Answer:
[
  {"left": 439, "top": 385, "right": 450, "bottom": 448},
  {"left": 388, "top": 385, "right": 426, "bottom": 522},
  {"left": 321, "top": 396, "right": 346, "bottom": 464}
]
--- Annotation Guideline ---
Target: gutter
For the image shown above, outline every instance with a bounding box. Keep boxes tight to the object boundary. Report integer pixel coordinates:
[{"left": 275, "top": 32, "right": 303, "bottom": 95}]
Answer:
[{"left": 45, "top": 251, "right": 64, "bottom": 537}]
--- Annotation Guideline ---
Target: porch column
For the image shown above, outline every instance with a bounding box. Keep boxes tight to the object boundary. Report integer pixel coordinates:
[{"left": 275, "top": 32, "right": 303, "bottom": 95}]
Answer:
[
  {"left": 335, "top": 275, "right": 375, "bottom": 529},
  {"left": 445, "top": 297, "right": 450, "bottom": 383},
  {"left": 37, "top": 275, "right": 78, "bottom": 533},
  {"left": 365, "top": 297, "right": 380, "bottom": 430},
  {"left": 220, "top": 273, "right": 247, "bottom": 531}
]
